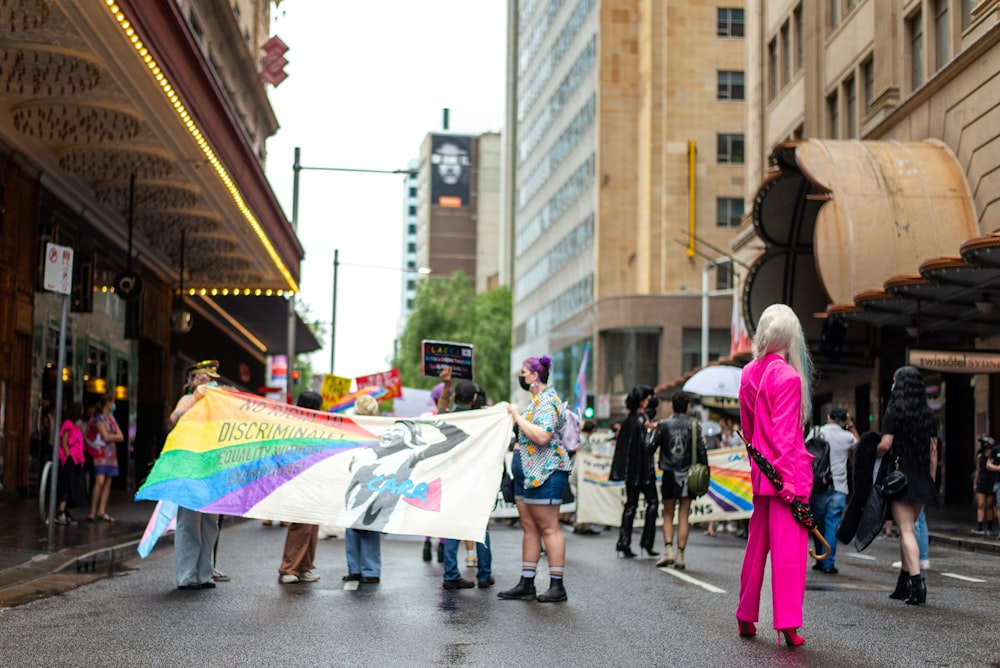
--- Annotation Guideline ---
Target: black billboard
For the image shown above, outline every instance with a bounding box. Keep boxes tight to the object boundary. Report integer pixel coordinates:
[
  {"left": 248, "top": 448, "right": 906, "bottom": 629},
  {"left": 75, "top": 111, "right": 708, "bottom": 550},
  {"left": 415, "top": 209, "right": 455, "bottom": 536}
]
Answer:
[{"left": 430, "top": 135, "right": 471, "bottom": 208}]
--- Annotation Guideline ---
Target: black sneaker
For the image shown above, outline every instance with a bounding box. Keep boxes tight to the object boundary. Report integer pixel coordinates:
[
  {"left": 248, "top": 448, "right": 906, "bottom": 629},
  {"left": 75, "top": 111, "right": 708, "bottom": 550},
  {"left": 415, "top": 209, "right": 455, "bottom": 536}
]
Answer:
[
  {"left": 820, "top": 566, "right": 839, "bottom": 575},
  {"left": 360, "top": 576, "right": 380, "bottom": 584},
  {"left": 442, "top": 578, "right": 475, "bottom": 590},
  {"left": 342, "top": 573, "right": 362, "bottom": 582},
  {"left": 477, "top": 577, "right": 496, "bottom": 589},
  {"left": 53, "top": 513, "right": 70, "bottom": 526}
]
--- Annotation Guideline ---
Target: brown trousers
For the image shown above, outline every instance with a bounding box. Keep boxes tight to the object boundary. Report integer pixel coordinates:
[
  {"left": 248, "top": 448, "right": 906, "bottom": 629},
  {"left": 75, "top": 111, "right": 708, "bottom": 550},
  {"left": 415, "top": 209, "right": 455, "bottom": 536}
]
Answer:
[{"left": 279, "top": 523, "right": 319, "bottom": 575}]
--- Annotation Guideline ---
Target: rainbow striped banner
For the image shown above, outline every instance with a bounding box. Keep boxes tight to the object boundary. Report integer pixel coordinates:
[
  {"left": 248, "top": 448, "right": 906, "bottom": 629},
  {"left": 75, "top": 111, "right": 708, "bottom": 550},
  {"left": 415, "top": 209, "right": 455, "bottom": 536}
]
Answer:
[
  {"left": 573, "top": 447, "right": 753, "bottom": 527},
  {"left": 135, "top": 388, "right": 511, "bottom": 554},
  {"left": 327, "top": 386, "right": 388, "bottom": 413}
]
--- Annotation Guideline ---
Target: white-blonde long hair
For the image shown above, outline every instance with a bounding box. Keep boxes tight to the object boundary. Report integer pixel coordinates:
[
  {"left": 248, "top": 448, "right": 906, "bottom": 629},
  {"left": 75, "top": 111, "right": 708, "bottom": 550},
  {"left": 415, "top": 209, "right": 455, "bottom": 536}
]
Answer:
[{"left": 752, "top": 303, "right": 813, "bottom": 424}]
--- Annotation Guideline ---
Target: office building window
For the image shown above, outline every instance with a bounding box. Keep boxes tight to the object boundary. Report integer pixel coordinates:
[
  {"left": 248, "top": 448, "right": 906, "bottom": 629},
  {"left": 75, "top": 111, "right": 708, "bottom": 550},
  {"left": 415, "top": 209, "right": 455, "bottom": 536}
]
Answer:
[
  {"left": 717, "top": 134, "right": 744, "bottom": 164},
  {"left": 934, "top": 0, "right": 949, "bottom": 70},
  {"left": 409, "top": 186, "right": 417, "bottom": 197},
  {"left": 717, "top": 8, "right": 744, "bottom": 38},
  {"left": 781, "top": 21, "right": 791, "bottom": 85},
  {"left": 794, "top": 4, "right": 803, "bottom": 70},
  {"left": 681, "top": 328, "right": 730, "bottom": 373},
  {"left": 407, "top": 242, "right": 416, "bottom": 252},
  {"left": 962, "top": 0, "right": 976, "bottom": 30},
  {"left": 829, "top": 0, "right": 839, "bottom": 28},
  {"left": 408, "top": 223, "right": 416, "bottom": 235},
  {"left": 716, "top": 198, "right": 744, "bottom": 228},
  {"left": 717, "top": 70, "right": 744, "bottom": 101},
  {"left": 407, "top": 260, "right": 416, "bottom": 270},
  {"left": 910, "top": 9, "right": 924, "bottom": 89},
  {"left": 862, "top": 56, "right": 875, "bottom": 109},
  {"left": 716, "top": 262, "right": 734, "bottom": 290},
  {"left": 827, "top": 91, "right": 839, "bottom": 139},
  {"left": 603, "top": 329, "right": 659, "bottom": 393},
  {"left": 768, "top": 38, "right": 778, "bottom": 100},
  {"left": 844, "top": 76, "right": 857, "bottom": 138}
]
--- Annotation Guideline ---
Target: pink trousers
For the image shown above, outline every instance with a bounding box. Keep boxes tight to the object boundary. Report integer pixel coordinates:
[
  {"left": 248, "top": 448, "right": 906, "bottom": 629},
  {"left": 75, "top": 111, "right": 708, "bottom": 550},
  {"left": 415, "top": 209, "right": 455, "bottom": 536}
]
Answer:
[{"left": 736, "top": 496, "right": 808, "bottom": 630}]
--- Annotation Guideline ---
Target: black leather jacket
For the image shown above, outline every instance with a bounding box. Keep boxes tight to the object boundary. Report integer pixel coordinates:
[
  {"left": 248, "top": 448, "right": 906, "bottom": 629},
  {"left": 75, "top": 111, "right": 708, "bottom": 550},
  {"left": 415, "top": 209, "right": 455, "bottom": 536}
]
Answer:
[
  {"left": 609, "top": 412, "right": 654, "bottom": 486},
  {"left": 650, "top": 414, "right": 708, "bottom": 472}
]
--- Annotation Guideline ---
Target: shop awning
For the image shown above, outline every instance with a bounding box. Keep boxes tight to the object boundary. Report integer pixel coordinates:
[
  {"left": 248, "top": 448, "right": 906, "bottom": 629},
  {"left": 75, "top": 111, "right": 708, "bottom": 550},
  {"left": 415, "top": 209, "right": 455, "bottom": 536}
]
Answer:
[{"left": 190, "top": 295, "right": 321, "bottom": 358}]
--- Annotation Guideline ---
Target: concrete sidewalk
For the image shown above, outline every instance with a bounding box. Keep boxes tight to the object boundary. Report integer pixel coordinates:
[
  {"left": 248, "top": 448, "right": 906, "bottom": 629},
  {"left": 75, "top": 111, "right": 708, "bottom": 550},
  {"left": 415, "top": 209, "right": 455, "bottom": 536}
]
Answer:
[{"left": 1, "top": 489, "right": 997, "bottom": 604}]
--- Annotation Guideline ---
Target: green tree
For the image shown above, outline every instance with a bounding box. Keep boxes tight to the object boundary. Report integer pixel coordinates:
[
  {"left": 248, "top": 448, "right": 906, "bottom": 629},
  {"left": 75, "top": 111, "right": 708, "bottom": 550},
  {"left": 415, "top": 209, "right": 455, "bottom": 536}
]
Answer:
[{"left": 394, "top": 271, "right": 511, "bottom": 404}]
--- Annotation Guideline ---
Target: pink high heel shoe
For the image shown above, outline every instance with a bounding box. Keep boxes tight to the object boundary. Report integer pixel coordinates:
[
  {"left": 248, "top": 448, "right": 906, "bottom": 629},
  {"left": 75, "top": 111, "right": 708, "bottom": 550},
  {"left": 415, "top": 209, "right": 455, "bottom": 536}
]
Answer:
[{"left": 777, "top": 629, "right": 806, "bottom": 647}]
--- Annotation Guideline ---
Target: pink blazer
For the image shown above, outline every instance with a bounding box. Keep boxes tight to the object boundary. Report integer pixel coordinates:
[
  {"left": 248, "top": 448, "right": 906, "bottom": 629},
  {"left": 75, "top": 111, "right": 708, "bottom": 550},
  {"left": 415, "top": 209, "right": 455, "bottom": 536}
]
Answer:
[{"left": 739, "top": 353, "right": 812, "bottom": 498}]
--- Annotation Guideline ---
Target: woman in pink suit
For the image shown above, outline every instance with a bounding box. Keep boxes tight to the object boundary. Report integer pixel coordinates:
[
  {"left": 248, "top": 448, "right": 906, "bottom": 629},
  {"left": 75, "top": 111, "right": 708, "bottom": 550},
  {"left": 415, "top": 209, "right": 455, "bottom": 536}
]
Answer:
[{"left": 736, "top": 303, "right": 813, "bottom": 647}]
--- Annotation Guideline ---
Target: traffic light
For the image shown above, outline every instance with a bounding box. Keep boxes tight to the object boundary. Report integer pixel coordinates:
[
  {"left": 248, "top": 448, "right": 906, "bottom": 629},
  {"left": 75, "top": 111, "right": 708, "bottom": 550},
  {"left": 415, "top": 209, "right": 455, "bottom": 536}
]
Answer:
[
  {"left": 291, "top": 369, "right": 300, "bottom": 386},
  {"left": 583, "top": 394, "right": 595, "bottom": 419}
]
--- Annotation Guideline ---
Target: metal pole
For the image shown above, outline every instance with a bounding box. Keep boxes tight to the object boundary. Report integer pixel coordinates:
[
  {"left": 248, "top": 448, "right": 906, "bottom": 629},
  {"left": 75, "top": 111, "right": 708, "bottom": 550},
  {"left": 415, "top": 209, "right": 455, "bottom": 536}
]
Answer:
[
  {"left": 330, "top": 249, "right": 339, "bottom": 375},
  {"left": 47, "top": 294, "right": 69, "bottom": 551},
  {"left": 286, "top": 147, "right": 301, "bottom": 404},
  {"left": 701, "top": 261, "right": 712, "bottom": 368}
]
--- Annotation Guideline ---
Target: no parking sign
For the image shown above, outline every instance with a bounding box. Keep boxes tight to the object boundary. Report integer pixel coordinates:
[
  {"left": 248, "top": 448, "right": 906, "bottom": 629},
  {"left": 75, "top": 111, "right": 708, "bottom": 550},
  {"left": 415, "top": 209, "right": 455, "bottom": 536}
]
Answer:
[{"left": 43, "top": 242, "right": 73, "bottom": 295}]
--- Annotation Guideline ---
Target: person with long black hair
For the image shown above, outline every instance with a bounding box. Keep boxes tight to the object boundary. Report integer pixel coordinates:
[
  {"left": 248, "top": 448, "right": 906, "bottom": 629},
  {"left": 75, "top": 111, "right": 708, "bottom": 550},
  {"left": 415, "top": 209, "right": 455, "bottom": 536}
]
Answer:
[
  {"left": 609, "top": 385, "right": 659, "bottom": 558},
  {"left": 877, "top": 365, "right": 938, "bottom": 605}
]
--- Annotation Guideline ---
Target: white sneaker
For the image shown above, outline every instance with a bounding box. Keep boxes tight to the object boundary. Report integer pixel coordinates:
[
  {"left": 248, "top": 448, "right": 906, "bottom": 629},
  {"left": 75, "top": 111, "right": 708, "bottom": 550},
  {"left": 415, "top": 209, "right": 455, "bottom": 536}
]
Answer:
[
  {"left": 920, "top": 559, "right": 930, "bottom": 569},
  {"left": 298, "top": 571, "right": 320, "bottom": 583},
  {"left": 891, "top": 560, "right": 902, "bottom": 568},
  {"left": 279, "top": 573, "right": 299, "bottom": 584}
]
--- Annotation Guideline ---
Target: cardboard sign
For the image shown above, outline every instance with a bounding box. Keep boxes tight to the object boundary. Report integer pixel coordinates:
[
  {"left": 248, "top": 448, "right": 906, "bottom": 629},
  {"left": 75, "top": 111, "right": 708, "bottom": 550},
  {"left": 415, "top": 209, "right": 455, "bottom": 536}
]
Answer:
[
  {"left": 356, "top": 368, "right": 403, "bottom": 400},
  {"left": 421, "top": 340, "right": 474, "bottom": 380},
  {"left": 320, "top": 374, "right": 352, "bottom": 411}
]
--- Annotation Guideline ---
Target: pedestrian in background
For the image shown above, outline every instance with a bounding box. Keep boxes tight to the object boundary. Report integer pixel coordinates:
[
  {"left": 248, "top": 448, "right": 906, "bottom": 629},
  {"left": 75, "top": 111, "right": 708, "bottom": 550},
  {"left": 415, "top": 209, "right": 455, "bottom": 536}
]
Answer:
[
  {"left": 54, "top": 402, "right": 86, "bottom": 526},
  {"left": 808, "top": 408, "right": 858, "bottom": 575},
  {"left": 277, "top": 391, "right": 325, "bottom": 585},
  {"left": 86, "top": 394, "right": 123, "bottom": 523},
  {"left": 972, "top": 436, "right": 997, "bottom": 536},
  {"left": 649, "top": 391, "right": 706, "bottom": 570},
  {"left": 499, "top": 355, "right": 572, "bottom": 603},
  {"left": 342, "top": 394, "right": 384, "bottom": 585},
  {"left": 877, "top": 365, "right": 938, "bottom": 606},
  {"left": 736, "top": 303, "right": 813, "bottom": 647},
  {"left": 609, "top": 385, "right": 658, "bottom": 559}
]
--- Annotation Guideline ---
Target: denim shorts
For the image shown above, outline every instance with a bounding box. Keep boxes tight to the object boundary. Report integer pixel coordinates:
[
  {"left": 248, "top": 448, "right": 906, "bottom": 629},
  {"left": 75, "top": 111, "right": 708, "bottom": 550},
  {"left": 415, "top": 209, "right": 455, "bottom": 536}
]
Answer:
[{"left": 511, "top": 452, "right": 569, "bottom": 505}]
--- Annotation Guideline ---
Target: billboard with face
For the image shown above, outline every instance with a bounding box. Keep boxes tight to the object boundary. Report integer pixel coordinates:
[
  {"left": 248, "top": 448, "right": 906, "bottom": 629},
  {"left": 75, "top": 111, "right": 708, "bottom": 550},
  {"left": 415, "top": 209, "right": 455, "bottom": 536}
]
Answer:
[{"left": 430, "top": 135, "right": 471, "bottom": 208}]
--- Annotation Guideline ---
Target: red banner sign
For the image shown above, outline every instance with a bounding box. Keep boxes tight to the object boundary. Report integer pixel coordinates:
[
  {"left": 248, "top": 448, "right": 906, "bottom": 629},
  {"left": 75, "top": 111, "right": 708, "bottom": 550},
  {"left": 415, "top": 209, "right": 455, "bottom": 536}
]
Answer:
[{"left": 355, "top": 368, "right": 402, "bottom": 400}]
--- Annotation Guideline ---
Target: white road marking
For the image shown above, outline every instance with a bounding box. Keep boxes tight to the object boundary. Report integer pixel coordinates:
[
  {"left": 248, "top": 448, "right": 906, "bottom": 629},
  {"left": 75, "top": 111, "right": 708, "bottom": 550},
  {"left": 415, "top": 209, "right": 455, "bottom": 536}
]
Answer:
[
  {"left": 940, "top": 572, "right": 986, "bottom": 583},
  {"left": 844, "top": 553, "right": 877, "bottom": 561},
  {"left": 657, "top": 567, "right": 726, "bottom": 593}
]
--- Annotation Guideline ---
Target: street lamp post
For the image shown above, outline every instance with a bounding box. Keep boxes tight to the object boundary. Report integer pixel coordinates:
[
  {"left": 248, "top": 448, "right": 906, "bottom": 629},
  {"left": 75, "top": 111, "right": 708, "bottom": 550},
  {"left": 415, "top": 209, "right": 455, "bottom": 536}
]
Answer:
[{"left": 287, "top": 147, "right": 416, "bottom": 392}]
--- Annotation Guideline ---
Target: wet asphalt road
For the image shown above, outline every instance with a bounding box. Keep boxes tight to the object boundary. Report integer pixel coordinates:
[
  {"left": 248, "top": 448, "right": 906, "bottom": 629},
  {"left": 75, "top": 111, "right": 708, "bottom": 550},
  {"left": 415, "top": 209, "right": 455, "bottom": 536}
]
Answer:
[{"left": 0, "top": 519, "right": 996, "bottom": 667}]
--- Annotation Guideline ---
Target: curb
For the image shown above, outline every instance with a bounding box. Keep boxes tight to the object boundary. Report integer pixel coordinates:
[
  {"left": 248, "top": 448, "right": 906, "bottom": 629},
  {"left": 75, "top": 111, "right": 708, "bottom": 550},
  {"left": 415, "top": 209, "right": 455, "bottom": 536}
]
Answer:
[{"left": 928, "top": 531, "right": 1000, "bottom": 555}]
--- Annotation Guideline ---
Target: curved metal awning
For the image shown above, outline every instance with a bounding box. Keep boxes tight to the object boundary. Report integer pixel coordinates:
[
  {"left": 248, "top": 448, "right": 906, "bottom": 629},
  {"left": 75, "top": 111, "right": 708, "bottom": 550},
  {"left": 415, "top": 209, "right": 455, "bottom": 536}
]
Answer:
[{"left": 745, "top": 139, "right": 995, "bottom": 341}]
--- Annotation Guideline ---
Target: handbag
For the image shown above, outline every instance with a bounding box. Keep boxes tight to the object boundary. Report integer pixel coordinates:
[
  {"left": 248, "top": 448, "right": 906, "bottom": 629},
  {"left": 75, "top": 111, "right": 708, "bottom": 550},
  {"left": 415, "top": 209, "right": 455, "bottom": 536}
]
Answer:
[
  {"left": 879, "top": 456, "right": 908, "bottom": 499},
  {"left": 686, "top": 419, "right": 711, "bottom": 497},
  {"left": 500, "top": 459, "right": 515, "bottom": 504}
]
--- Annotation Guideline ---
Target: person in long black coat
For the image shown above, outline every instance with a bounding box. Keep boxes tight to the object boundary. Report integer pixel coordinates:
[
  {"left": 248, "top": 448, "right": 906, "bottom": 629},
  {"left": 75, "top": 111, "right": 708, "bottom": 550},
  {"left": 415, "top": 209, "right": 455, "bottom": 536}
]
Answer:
[
  {"left": 609, "top": 385, "right": 658, "bottom": 558},
  {"left": 836, "top": 430, "right": 882, "bottom": 548}
]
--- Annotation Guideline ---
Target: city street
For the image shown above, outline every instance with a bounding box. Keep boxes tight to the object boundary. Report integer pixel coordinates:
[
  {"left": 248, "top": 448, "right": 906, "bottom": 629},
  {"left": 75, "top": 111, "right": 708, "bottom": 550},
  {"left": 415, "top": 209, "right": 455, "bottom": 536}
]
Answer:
[{"left": 0, "top": 519, "right": 995, "bottom": 667}]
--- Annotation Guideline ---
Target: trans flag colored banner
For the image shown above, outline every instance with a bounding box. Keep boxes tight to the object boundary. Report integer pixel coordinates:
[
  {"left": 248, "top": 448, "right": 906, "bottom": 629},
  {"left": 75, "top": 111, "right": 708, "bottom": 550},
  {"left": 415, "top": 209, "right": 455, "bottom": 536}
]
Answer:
[{"left": 135, "top": 388, "right": 511, "bottom": 553}]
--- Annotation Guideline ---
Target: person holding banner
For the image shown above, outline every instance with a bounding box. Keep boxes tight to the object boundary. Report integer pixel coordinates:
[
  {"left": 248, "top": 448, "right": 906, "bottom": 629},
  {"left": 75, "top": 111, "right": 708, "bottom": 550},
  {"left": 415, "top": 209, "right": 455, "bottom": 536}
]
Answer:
[
  {"left": 169, "top": 360, "right": 223, "bottom": 590},
  {"left": 736, "top": 304, "right": 813, "bottom": 647},
  {"left": 277, "top": 391, "right": 324, "bottom": 585},
  {"left": 342, "top": 394, "right": 384, "bottom": 585},
  {"left": 500, "top": 355, "right": 572, "bottom": 603}
]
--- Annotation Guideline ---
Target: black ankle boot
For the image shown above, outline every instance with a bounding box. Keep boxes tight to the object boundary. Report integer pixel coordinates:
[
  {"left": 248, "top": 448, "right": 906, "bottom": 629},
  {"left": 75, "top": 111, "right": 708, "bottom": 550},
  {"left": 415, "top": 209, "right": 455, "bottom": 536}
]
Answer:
[
  {"left": 888, "top": 570, "right": 910, "bottom": 600},
  {"left": 497, "top": 577, "right": 536, "bottom": 600},
  {"left": 536, "top": 578, "right": 567, "bottom": 602},
  {"left": 905, "top": 574, "right": 926, "bottom": 605}
]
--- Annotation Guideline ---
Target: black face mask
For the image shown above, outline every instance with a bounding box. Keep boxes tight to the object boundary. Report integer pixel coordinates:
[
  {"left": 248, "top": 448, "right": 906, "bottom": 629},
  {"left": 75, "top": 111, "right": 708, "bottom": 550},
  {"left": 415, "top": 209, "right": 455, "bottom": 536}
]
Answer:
[{"left": 518, "top": 375, "right": 532, "bottom": 392}]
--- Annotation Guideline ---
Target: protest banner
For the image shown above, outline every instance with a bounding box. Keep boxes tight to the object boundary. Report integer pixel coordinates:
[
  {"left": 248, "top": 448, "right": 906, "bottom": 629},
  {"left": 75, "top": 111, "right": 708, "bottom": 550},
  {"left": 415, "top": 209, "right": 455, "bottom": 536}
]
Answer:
[
  {"left": 573, "top": 447, "right": 753, "bottom": 526},
  {"left": 136, "top": 388, "right": 511, "bottom": 553},
  {"left": 319, "top": 374, "right": 352, "bottom": 411},
  {"left": 356, "top": 368, "right": 403, "bottom": 400}
]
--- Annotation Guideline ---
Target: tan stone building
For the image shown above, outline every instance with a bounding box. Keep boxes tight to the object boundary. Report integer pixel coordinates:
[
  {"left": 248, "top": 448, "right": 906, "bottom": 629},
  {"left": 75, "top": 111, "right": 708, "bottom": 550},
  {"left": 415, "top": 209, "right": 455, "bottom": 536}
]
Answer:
[
  {"left": 508, "top": 1, "right": 748, "bottom": 409},
  {"left": 741, "top": 0, "right": 1000, "bottom": 502}
]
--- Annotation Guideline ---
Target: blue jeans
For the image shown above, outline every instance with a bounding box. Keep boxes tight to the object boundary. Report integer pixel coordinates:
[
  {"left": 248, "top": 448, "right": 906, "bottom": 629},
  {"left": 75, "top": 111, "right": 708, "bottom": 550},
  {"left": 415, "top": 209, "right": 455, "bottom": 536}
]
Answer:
[
  {"left": 810, "top": 489, "right": 846, "bottom": 569},
  {"left": 345, "top": 528, "right": 381, "bottom": 577},
  {"left": 443, "top": 532, "right": 492, "bottom": 583},
  {"left": 915, "top": 508, "right": 928, "bottom": 562}
]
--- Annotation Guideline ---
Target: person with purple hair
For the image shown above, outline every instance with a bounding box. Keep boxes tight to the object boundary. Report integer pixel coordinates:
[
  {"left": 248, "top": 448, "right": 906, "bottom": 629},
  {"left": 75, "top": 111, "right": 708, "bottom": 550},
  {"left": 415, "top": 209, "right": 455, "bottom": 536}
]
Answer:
[{"left": 499, "top": 355, "right": 573, "bottom": 603}]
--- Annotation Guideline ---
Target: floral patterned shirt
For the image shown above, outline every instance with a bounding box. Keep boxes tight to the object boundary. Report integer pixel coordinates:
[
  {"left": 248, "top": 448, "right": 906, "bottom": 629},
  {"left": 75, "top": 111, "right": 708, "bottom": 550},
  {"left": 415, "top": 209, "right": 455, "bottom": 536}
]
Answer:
[{"left": 517, "top": 386, "right": 573, "bottom": 488}]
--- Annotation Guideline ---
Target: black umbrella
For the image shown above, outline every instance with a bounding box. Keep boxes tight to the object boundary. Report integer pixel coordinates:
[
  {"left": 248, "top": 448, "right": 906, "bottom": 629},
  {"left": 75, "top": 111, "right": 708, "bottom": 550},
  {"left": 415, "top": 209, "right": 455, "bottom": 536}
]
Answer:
[{"left": 736, "top": 430, "right": 830, "bottom": 561}]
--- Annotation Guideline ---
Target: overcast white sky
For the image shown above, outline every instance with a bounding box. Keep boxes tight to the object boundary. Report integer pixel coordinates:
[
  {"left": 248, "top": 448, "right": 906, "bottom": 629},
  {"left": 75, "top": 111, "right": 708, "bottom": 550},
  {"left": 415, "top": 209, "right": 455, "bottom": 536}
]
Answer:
[{"left": 264, "top": 1, "right": 507, "bottom": 383}]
